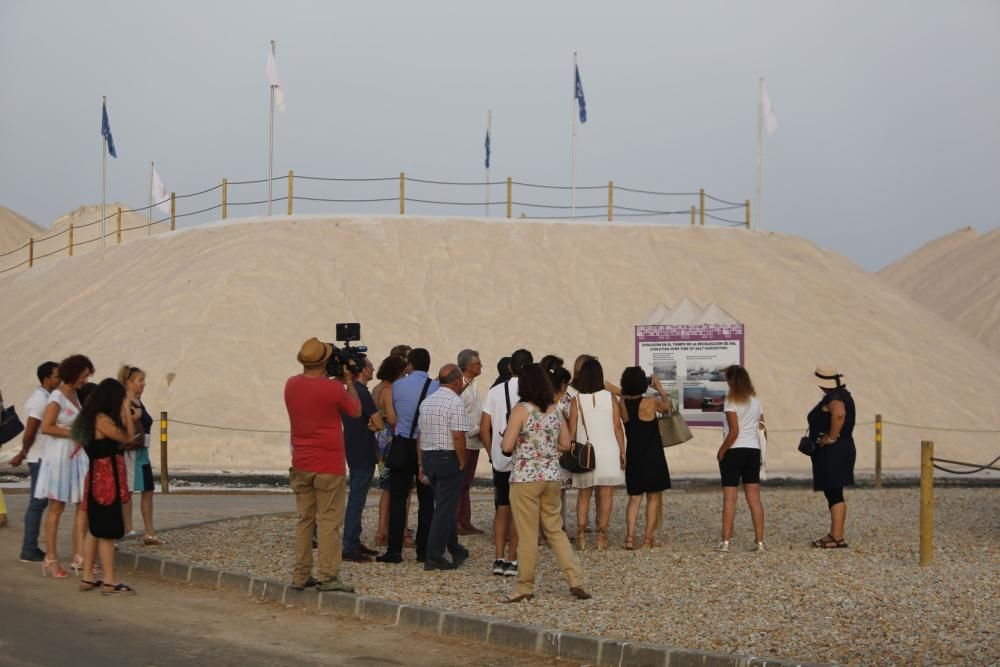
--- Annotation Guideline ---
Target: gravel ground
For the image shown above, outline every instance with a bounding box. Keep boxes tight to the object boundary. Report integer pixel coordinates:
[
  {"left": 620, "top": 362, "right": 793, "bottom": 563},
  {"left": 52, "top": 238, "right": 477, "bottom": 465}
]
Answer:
[{"left": 126, "top": 486, "right": 999, "bottom": 666}]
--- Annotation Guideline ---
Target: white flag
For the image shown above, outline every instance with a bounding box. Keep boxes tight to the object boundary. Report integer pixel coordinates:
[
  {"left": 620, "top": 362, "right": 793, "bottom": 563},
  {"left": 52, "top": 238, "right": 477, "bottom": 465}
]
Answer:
[
  {"left": 266, "top": 51, "right": 286, "bottom": 112},
  {"left": 762, "top": 85, "right": 777, "bottom": 136},
  {"left": 152, "top": 167, "right": 171, "bottom": 214}
]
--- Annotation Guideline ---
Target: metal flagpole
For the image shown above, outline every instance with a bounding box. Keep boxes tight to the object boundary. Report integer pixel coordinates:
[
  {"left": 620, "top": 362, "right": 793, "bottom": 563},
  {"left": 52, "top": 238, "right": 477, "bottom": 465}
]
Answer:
[
  {"left": 101, "top": 95, "right": 107, "bottom": 249},
  {"left": 267, "top": 40, "right": 276, "bottom": 217},
  {"left": 148, "top": 162, "right": 154, "bottom": 235},
  {"left": 485, "top": 109, "right": 491, "bottom": 217},
  {"left": 756, "top": 77, "right": 764, "bottom": 231},
  {"left": 571, "top": 53, "right": 578, "bottom": 219}
]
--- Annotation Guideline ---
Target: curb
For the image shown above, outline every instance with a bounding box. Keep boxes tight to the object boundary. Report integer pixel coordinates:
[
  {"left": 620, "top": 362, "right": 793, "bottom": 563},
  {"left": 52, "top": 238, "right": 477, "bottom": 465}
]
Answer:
[{"left": 115, "top": 548, "right": 829, "bottom": 667}]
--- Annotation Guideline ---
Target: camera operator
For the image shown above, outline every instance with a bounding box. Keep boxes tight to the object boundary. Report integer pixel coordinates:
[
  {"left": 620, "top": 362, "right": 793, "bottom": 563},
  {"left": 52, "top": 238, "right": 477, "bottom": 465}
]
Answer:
[
  {"left": 341, "top": 358, "right": 384, "bottom": 563},
  {"left": 284, "top": 337, "right": 361, "bottom": 592}
]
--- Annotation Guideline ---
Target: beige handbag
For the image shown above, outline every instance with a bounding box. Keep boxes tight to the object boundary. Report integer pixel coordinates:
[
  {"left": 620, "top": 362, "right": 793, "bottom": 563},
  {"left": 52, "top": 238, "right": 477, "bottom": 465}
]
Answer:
[{"left": 658, "top": 408, "right": 693, "bottom": 447}]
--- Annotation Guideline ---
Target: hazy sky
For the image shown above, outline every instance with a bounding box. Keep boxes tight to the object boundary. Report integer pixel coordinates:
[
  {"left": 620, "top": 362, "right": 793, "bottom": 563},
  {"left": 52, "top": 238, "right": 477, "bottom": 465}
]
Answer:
[{"left": 1, "top": 1, "right": 997, "bottom": 269}]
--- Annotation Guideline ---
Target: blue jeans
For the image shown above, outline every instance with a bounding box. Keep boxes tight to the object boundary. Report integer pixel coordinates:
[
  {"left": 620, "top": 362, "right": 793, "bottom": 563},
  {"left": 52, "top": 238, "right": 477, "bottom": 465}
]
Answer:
[
  {"left": 342, "top": 466, "right": 374, "bottom": 553},
  {"left": 21, "top": 462, "right": 48, "bottom": 558}
]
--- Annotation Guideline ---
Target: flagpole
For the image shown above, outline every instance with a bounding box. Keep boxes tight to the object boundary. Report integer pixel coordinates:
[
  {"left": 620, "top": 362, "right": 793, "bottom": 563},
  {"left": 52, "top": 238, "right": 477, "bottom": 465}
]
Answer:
[
  {"left": 485, "top": 109, "right": 492, "bottom": 217},
  {"left": 267, "top": 40, "right": 276, "bottom": 217},
  {"left": 101, "top": 95, "right": 107, "bottom": 250},
  {"left": 148, "top": 162, "right": 154, "bottom": 235},
  {"left": 571, "top": 52, "right": 578, "bottom": 219},
  {"left": 756, "top": 77, "right": 764, "bottom": 231}
]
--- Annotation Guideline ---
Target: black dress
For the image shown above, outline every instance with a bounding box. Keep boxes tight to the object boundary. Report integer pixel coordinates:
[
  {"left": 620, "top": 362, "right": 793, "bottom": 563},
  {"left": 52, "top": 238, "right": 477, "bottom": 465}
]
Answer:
[
  {"left": 807, "top": 388, "right": 857, "bottom": 491},
  {"left": 83, "top": 436, "right": 129, "bottom": 539},
  {"left": 623, "top": 398, "right": 671, "bottom": 495}
]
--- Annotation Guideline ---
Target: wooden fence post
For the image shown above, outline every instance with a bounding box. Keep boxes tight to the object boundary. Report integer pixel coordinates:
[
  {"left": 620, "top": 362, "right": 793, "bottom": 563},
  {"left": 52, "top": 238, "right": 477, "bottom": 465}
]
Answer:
[
  {"left": 116, "top": 207, "right": 122, "bottom": 243},
  {"left": 170, "top": 193, "right": 176, "bottom": 231},
  {"left": 399, "top": 172, "right": 405, "bottom": 215},
  {"left": 745, "top": 200, "right": 751, "bottom": 229},
  {"left": 506, "top": 177, "right": 512, "bottom": 219},
  {"left": 608, "top": 181, "right": 614, "bottom": 222},
  {"left": 160, "top": 411, "right": 170, "bottom": 494},
  {"left": 919, "top": 440, "right": 933, "bottom": 566},
  {"left": 287, "top": 170, "right": 294, "bottom": 215},
  {"left": 875, "top": 414, "right": 883, "bottom": 488},
  {"left": 222, "top": 178, "right": 228, "bottom": 220},
  {"left": 68, "top": 224, "right": 74, "bottom": 257},
  {"left": 699, "top": 188, "right": 705, "bottom": 226},
  {"left": 690, "top": 205, "right": 695, "bottom": 226},
  {"left": 28, "top": 238, "right": 33, "bottom": 267}
]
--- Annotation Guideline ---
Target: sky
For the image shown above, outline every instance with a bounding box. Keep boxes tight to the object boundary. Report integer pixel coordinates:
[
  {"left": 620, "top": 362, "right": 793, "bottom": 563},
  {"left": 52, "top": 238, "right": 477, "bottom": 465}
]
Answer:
[{"left": 1, "top": 0, "right": 997, "bottom": 270}]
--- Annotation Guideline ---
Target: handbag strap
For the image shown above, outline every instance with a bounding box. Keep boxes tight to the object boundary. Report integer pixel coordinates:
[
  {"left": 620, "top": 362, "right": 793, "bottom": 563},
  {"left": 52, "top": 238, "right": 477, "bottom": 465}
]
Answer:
[
  {"left": 575, "top": 394, "right": 591, "bottom": 443},
  {"left": 504, "top": 380, "right": 512, "bottom": 424},
  {"left": 406, "top": 378, "right": 433, "bottom": 439}
]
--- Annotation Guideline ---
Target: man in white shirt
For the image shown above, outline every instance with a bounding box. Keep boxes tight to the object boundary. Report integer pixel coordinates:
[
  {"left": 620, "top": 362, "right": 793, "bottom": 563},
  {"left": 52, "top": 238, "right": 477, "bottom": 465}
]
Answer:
[
  {"left": 456, "top": 349, "right": 484, "bottom": 536},
  {"left": 479, "top": 348, "right": 532, "bottom": 577},
  {"left": 10, "top": 362, "right": 60, "bottom": 562}
]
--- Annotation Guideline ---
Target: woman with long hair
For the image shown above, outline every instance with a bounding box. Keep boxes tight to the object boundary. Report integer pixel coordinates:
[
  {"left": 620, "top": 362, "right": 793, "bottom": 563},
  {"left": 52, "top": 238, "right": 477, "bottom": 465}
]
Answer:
[
  {"left": 569, "top": 358, "right": 626, "bottom": 551},
  {"left": 716, "top": 365, "right": 765, "bottom": 552},
  {"left": 34, "top": 354, "right": 94, "bottom": 578},
  {"left": 499, "top": 364, "right": 590, "bottom": 602},
  {"left": 372, "top": 355, "right": 407, "bottom": 546},
  {"left": 118, "top": 366, "right": 164, "bottom": 545},
  {"left": 619, "top": 367, "right": 672, "bottom": 549},
  {"left": 72, "top": 378, "right": 136, "bottom": 594}
]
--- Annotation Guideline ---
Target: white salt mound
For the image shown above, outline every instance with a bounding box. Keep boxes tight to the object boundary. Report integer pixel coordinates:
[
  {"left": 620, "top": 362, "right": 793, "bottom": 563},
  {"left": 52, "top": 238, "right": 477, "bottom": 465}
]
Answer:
[
  {"left": 0, "top": 214, "right": 997, "bottom": 474},
  {"left": 880, "top": 225, "right": 1000, "bottom": 354},
  {"left": 0, "top": 206, "right": 44, "bottom": 254}
]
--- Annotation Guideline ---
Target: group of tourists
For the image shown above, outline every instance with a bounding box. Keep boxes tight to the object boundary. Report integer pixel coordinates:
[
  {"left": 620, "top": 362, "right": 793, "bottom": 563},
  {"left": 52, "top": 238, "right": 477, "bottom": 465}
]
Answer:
[
  {"left": 284, "top": 339, "right": 858, "bottom": 603},
  {"left": 3, "top": 358, "right": 163, "bottom": 595}
]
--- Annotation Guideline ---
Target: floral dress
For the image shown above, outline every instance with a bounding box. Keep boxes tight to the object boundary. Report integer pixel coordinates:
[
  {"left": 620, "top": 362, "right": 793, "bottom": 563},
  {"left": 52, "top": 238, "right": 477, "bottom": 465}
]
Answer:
[{"left": 510, "top": 403, "right": 563, "bottom": 484}]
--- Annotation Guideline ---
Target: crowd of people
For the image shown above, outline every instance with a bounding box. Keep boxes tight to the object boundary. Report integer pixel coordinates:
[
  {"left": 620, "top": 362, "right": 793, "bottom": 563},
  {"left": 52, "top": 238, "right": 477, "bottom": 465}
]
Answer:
[
  {"left": 1, "top": 357, "right": 164, "bottom": 595},
  {"left": 283, "top": 339, "right": 858, "bottom": 602}
]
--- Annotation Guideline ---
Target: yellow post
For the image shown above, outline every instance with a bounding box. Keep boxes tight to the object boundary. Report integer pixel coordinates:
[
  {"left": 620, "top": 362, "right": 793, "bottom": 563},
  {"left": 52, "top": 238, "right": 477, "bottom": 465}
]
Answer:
[
  {"left": 745, "top": 200, "right": 751, "bottom": 229},
  {"left": 399, "top": 172, "right": 405, "bottom": 215},
  {"left": 287, "top": 170, "right": 294, "bottom": 215},
  {"left": 608, "top": 181, "right": 614, "bottom": 222},
  {"left": 874, "top": 414, "right": 883, "bottom": 489},
  {"left": 222, "top": 178, "right": 228, "bottom": 220},
  {"left": 699, "top": 188, "right": 705, "bottom": 226},
  {"left": 160, "top": 411, "right": 170, "bottom": 494},
  {"left": 170, "top": 192, "right": 176, "bottom": 231},
  {"left": 28, "top": 238, "right": 33, "bottom": 267},
  {"left": 68, "top": 224, "right": 74, "bottom": 257},
  {"left": 506, "top": 177, "right": 512, "bottom": 219},
  {"left": 116, "top": 207, "right": 122, "bottom": 244},
  {"left": 919, "top": 440, "right": 933, "bottom": 566},
  {"left": 690, "top": 205, "right": 695, "bottom": 226}
]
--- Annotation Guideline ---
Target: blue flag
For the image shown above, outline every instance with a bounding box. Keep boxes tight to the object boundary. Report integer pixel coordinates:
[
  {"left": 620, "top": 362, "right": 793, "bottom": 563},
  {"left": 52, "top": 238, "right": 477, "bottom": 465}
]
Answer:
[
  {"left": 484, "top": 127, "right": 491, "bottom": 169},
  {"left": 101, "top": 101, "right": 117, "bottom": 158},
  {"left": 574, "top": 65, "right": 587, "bottom": 124}
]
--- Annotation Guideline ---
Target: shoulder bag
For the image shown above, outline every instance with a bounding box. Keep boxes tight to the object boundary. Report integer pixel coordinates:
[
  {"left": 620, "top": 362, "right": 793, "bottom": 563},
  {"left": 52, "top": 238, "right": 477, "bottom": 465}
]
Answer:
[
  {"left": 757, "top": 421, "right": 768, "bottom": 480},
  {"left": 559, "top": 395, "right": 596, "bottom": 473},
  {"left": 0, "top": 391, "right": 24, "bottom": 446},
  {"left": 797, "top": 429, "right": 817, "bottom": 456},
  {"left": 658, "top": 407, "right": 693, "bottom": 447},
  {"left": 385, "top": 378, "right": 432, "bottom": 471}
]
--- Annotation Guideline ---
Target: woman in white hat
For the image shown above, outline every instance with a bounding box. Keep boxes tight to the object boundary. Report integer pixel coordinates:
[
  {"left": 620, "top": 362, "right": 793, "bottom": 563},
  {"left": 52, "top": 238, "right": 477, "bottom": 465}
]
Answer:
[{"left": 807, "top": 365, "right": 856, "bottom": 548}]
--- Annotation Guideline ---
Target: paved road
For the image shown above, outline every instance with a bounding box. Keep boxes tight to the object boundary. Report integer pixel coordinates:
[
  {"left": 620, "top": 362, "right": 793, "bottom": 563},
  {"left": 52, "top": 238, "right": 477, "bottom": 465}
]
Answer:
[{"left": 0, "top": 490, "right": 567, "bottom": 667}]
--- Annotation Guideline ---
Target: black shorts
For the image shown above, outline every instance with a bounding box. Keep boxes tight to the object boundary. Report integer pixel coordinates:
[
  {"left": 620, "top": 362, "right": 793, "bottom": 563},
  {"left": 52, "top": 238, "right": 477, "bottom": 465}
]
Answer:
[
  {"left": 719, "top": 448, "right": 761, "bottom": 487},
  {"left": 493, "top": 469, "right": 511, "bottom": 507}
]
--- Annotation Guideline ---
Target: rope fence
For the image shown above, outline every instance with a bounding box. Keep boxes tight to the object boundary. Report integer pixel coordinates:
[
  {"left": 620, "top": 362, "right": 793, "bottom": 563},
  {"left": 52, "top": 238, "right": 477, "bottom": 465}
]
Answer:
[{"left": 1, "top": 172, "right": 754, "bottom": 275}]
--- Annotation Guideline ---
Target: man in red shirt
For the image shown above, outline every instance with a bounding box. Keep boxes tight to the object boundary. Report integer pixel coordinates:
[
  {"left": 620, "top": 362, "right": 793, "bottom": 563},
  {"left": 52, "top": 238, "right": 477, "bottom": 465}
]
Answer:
[{"left": 285, "top": 337, "right": 361, "bottom": 592}]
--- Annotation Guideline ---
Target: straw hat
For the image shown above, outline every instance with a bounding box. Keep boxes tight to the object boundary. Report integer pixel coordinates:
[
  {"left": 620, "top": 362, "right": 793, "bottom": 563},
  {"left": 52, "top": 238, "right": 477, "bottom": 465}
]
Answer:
[
  {"left": 297, "top": 337, "right": 333, "bottom": 366},
  {"left": 814, "top": 364, "right": 845, "bottom": 389}
]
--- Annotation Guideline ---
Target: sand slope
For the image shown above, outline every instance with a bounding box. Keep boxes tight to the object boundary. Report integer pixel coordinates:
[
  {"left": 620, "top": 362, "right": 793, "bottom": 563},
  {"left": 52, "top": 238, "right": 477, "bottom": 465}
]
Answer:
[
  {"left": 880, "top": 226, "right": 1000, "bottom": 354},
  {"left": 0, "top": 206, "right": 44, "bottom": 254},
  {"left": 1, "top": 215, "right": 997, "bottom": 474}
]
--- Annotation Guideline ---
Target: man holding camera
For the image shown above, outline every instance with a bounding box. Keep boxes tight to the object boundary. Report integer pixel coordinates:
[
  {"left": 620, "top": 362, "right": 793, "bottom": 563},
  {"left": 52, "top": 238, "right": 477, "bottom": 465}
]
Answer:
[
  {"left": 342, "top": 359, "right": 383, "bottom": 563},
  {"left": 284, "top": 337, "right": 361, "bottom": 592}
]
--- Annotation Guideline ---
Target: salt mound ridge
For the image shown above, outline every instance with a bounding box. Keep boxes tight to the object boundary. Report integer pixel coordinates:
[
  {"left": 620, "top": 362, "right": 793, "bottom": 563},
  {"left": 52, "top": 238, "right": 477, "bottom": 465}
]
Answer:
[
  {"left": 0, "top": 206, "right": 44, "bottom": 254},
  {"left": 0, "top": 214, "right": 997, "bottom": 474},
  {"left": 880, "top": 226, "right": 1000, "bottom": 354}
]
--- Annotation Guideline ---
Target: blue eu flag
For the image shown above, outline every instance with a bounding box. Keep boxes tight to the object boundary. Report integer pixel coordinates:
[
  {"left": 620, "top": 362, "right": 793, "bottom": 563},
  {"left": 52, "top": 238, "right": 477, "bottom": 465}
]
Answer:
[
  {"left": 485, "top": 128, "right": 491, "bottom": 169},
  {"left": 574, "top": 65, "right": 587, "bottom": 124},
  {"left": 102, "top": 101, "right": 117, "bottom": 158}
]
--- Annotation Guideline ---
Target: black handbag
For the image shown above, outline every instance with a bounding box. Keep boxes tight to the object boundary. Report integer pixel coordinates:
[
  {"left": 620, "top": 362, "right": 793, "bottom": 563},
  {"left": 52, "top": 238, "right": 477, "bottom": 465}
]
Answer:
[
  {"left": 0, "top": 405, "right": 24, "bottom": 446},
  {"left": 559, "top": 396, "right": 596, "bottom": 473},
  {"left": 797, "top": 430, "right": 817, "bottom": 456},
  {"left": 385, "top": 378, "right": 432, "bottom": 471}
]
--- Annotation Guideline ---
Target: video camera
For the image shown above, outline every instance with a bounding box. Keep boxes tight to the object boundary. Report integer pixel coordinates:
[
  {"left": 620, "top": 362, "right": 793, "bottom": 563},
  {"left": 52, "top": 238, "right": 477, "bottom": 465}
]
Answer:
[{"left": 325, "top": 323, "right": 368, "bottom": 379}]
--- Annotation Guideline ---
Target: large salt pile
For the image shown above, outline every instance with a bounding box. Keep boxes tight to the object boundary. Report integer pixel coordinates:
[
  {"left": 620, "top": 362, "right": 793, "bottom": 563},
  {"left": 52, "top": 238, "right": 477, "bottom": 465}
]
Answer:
[
  {"left": 880, "top": 226, "right": 1000, "bottom": 354},
  {"left": 0, "top": 206, "right": 44, "bottom": 254},
  {"left": 0, "top": 214, "right": 996, "bottom": 473}
]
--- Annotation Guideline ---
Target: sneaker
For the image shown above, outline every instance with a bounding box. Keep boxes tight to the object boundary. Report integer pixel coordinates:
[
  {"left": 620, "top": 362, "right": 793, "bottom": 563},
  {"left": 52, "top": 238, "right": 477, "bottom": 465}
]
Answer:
[
  {"left": 715, "top": 540, "right": 730, "bottom": 553},
  {"left": 19, "top": 550, "right": 46, "bottom": 563},
  {"left": 491, "top": 559, "right": 506, "bottom": 576},
  {"left": 503, "top": 560, "right": 518, "bottom": 577},
  {"left": 749, "top": 542, "right": 765, "bottom": 552},
  {"left": 316, "top": 578, "right": 355, "bottom": 593}
]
